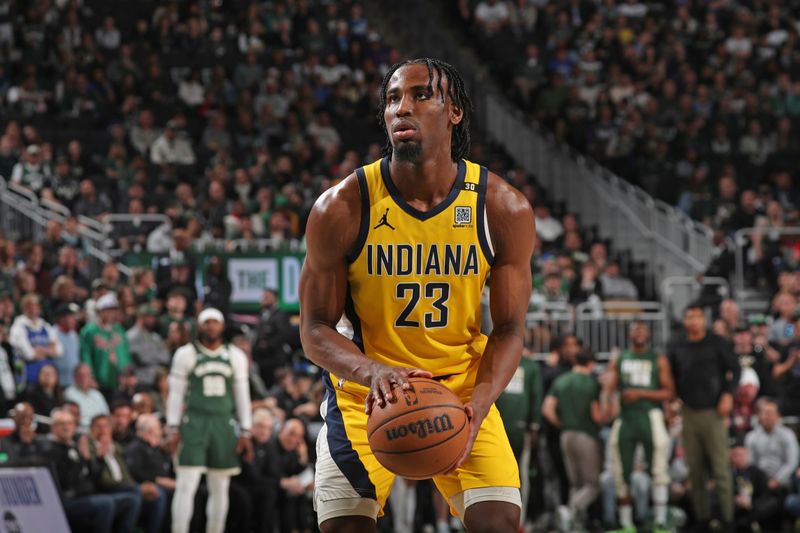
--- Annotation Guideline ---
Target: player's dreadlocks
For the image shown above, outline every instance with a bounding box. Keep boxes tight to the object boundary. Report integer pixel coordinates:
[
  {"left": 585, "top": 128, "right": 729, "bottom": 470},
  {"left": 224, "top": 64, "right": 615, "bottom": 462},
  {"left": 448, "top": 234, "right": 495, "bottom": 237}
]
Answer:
[{"left": 377, "top": 58, "right": 472, "bottom": 162}]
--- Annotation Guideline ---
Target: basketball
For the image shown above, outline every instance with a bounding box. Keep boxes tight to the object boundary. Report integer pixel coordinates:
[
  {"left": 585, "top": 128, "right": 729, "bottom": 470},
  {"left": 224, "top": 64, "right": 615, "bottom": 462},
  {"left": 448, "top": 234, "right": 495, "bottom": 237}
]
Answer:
[{"left": 366, "top": 377, "right": 469, "bottom": 480}]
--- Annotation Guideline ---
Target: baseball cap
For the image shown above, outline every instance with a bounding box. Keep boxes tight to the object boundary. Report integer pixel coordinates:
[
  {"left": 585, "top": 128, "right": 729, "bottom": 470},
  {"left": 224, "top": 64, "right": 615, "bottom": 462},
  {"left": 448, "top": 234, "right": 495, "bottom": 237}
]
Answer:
[
  {"left": 198, "top": 308, "right": 224, "bottom": 325},
  {"left": 137, "top": 304, "right": 158, "bottom": 316},
  {"left": 54, "top": 302, "right": 80, "bottom": 318},
  {"left": 96, "top": 293, "right": 119, "bottom": 311}
]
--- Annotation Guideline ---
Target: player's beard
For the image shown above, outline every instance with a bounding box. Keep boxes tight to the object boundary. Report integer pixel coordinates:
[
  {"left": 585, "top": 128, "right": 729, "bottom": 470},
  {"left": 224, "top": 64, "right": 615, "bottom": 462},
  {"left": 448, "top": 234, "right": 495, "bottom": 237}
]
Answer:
[
  {"left": 394, "top": 141, "right": 422, "bottom": 163},
  {"left": 199, "top": 331, "right": 222, "bottom": 345}
]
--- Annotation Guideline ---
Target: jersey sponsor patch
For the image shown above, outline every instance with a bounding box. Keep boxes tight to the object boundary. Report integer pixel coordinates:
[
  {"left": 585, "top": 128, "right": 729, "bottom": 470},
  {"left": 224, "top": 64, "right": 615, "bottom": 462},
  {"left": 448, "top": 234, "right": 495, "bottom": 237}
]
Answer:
[{"left": 454, "top": 206, "right": 472, "bottom": 225}]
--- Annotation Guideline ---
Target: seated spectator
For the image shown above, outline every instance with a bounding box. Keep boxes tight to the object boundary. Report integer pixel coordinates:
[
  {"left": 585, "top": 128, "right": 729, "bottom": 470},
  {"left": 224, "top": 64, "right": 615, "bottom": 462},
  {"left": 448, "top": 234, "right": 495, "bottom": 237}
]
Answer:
[
  {"left": 0, "top": 402, "right": 45, "bottom": 461},
  {"left": 719, "top": 299, "right": 742, "bottom": 332},
  {"left": 9, "top": 293, "right": 62, "bottom": 384},
  {"left": 10, "top": 144, "right": 51, "bottom": 193},
  {"left": 276, "top": 418, "right": 313, "bottom": 533},
  {"left": 157, "top": 290, "right": 195, "bottom": 339},
  {"left": 23, "top": 363, "right": 63, "bottom": 431},
  {"left": 150, "top": 121, "right": 196, "bottom": 166},
  {"left": 112, "top": 367, "right": 139, "bottom": 405},
  {"left": 733, "top": 327, "right": 778, "bottom": 399},
  {"left": 64, "top": 363, "right": 110, "bottom": 430},
  {"left": 73, "top": 179, "right": 112, "bottom": 219},
  {"left": 111, "top": 400, "right": 135, "bottom": 447},
  {"left": 235, "top": 407, "right": 280, "bottom": 533},
  {"left": 731, "top": 441, "right": 779, "bottom": 532},
  {"left": 80, "top": 292, "right": 131, "bottom": 397},
  {"left": 771, "top": 315, "right": 800, "bottom": 417},
  {"left": 47, "top": 408, "right": 140, "bottom": 533},
  {"left": 569, "top": 261, "right": 604, "bottom": 304},
  {"left": 124, "top": 414, "right": 175, "bottom": 533},
  {"left": 90, "top": 414, "right": 166, "bottom": 533},
  {"left": 730, "top": 368, "right": 760, "bottom": 443},
  {"left": 745, "top": 399, "right": 798, "bottom": 500},
  {"left": 600, "top": 261, "right": 638, "bottom": 300}
]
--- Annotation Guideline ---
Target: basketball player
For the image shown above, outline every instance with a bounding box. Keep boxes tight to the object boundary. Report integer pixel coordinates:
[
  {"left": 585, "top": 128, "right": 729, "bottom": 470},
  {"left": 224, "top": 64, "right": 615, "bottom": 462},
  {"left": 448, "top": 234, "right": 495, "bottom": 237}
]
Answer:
[
  {"left": 165, "top": 308, "right": 254, "bottom": 533},
  {"left": 299, "top": 58, "right": 536, "bottom": 532},
  {"left": 603, "top": 322, "right": 674, "bottom": 532}
]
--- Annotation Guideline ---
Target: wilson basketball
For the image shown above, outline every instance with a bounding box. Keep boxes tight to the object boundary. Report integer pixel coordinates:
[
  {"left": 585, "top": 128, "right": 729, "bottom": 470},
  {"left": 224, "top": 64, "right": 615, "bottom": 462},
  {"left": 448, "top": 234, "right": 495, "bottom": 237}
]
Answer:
[{"left": 367, "top": 377, "right": 469, "bottom": 480}]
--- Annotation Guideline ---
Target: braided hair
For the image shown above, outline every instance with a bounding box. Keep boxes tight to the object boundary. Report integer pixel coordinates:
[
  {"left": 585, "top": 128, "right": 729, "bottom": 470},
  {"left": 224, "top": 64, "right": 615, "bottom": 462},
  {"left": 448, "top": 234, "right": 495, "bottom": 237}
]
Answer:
[{"left": 377, "top": 58, "right": 472, "bottom": 162}]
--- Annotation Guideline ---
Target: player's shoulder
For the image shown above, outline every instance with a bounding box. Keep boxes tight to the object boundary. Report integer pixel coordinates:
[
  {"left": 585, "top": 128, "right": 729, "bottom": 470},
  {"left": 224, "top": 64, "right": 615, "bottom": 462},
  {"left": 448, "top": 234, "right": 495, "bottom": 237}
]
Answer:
[
  {"left": 306, "top": 172, "right": 363, "bottom": 256},
  {"left": 483, "top": 170, "right": 534, "bottom": 218},
  {"left": 226, "top": 344, "right": 248, "bottom": 364},
  {"left": 172, "top": 343, "right": 197, "bottom": 365},
  {"left": 308, "top": 172, "right": 362, "bottom": 224}
]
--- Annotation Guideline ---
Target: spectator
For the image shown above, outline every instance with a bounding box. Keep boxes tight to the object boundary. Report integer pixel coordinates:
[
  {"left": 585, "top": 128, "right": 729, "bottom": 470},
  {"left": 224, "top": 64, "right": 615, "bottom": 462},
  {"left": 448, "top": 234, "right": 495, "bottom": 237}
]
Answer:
[
  {"left": 569, "top": 261, "right": 604, "bottom": 304},
  {"left": 236, "top": 408, "right": 280, "bottom": 533},
  {"left": 110, "top": 400, "right": 135, "bottom": 447},
  {"left": 150, "top": 120, "right": 196, "bottom": 166},
  {"left": 542, "top": 348, "right": 605, "bottom": 531},
  {"left": 769, "top": 292, "right": 797, "bottom": 347},
  {"left": 80, "top": 293, "right": 131, "bottom": 396},
  {"left": 732, "top": 327, "right": 777, "bottom": 399},
  {"left": 129, "top": 110, "right": 160, "bottom": 156},
  {"left": 252, "top": 288, "right": 292, "bottom": 388},
  {"left": 9, "top": 293, "right": 62, "bottom": 384},
  {"left": 10, "top": 144, "right": 50, "bottom": 193},
  {"left": 124, "top": 414, "right": 175, "bottom": 533},
  {"left": 64, "top": 363, "right": 110, "bottom": 430},
  {"left": 89, "top": 414, "right": 165, "bottom": 533},
  {"left": 774, "top": 314, "right": 800, "bottom": 416},
  {"left": 275, "top": 418, "right": 313, "bottom": 533},
  {"left": 668, "top": 303, "right": 740, "bottom": 529},
  {"left": 47, "top": 408, "right": 140, "bottom": 533},
  {"left": 73, "top": 179, "right": 112, "bottom": 219},
  {"left": 23, "top": 363, "right": 63, "bottom": 429},
  {"left": 745, "top": 399, "right": 799, "bottom": 495},
  {"left": 600, "top": 261, "right": 638, "bottom": 301},
  {"left": 126, "top": 304, "right": 169, "bottom": 386},
  {"left": 52, "top": 302, "right": 80, "bottom": 387},
  {"left": 0, "top": 402, "right": 45, "bottom": 461},
  {"left": 730, "top": 442, "right": 779, "bottom": 532}
]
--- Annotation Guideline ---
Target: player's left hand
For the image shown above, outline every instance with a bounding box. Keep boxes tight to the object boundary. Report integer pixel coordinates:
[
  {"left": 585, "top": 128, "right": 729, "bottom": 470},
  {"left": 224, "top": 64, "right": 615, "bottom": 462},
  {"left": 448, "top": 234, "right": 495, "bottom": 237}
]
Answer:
[
  {"left": 236, "top": 435, "right": 254, "bottom": 463},
  {"left": 444, "top": 403, "right": 487, "bottom": 475}
]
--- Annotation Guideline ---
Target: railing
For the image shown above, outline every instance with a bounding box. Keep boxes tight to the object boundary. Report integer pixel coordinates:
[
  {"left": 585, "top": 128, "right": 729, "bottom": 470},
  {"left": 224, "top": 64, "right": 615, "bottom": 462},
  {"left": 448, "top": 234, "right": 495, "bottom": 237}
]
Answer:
[
  {"left": 0, "top": 178, "right": 116, "bottom": 276},
  {"left": 524, "top": 300, "right": 668, "bottom": 360},
  {"left": 369, "top": 1, "right": 715, "bottom": 300},
  {"left": 660, "top": 276, "right": 731, "bottom": 322},
  {"left": 525, "top": 302, "right": 574, "bottom": 359},
  {"left": 575, "top": 301, "right": 668, "bottom": 360},
  {"left": 733, "top": 226, "right": 800, "bottom": 297}
]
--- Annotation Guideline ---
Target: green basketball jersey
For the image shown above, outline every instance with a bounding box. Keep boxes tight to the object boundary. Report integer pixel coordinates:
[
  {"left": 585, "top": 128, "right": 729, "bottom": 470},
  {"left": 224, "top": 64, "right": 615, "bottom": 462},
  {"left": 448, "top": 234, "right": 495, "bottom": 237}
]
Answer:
[
  {"left": 186, "top": 343, "right": 235, "bottom": 415},
  {"left": 617, "top": 349, "right": 660, "bottom": 417}
]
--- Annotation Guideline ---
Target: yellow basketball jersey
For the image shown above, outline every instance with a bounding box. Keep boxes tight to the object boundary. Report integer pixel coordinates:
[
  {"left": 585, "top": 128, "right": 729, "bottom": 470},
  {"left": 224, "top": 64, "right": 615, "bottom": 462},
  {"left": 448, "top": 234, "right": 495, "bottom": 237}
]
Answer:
[{"left": 343, "top": 157, "right": 494, "bottom": 382}]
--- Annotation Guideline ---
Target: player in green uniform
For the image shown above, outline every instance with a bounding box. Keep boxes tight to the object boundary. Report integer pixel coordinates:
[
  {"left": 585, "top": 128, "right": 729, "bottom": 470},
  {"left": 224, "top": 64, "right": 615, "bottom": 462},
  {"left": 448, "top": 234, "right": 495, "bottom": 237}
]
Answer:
[
  {"left": 496, "top": 349, "right": 543, "bottom": 525},
  {"left": 604, "top": 322, "right": 675, "bottom": 532},
  {"left": 165, "top": 308, "right": 254, "bottom": 533}
]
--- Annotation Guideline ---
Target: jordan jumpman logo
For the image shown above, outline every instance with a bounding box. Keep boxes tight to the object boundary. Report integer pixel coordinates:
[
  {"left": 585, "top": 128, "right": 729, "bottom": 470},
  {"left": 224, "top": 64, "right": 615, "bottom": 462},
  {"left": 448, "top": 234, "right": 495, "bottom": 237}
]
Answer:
[{"left": 373, "top": 208, "right": 396, "bottom": 230}]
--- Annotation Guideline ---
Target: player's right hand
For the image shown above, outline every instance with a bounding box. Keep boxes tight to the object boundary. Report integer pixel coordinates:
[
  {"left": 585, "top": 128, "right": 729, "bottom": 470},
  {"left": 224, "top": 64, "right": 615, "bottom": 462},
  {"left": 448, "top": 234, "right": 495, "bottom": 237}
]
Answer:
[
  {"left": 164, "top": 428, "right": 181, "bottom": 456},
  {"left": 365, "top": 365, "right": 433, "bottom": 415}
]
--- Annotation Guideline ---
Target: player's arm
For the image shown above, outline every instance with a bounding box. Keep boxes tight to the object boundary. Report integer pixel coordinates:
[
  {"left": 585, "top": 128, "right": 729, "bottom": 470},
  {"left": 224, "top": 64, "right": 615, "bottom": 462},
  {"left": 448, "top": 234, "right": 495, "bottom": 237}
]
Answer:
[
  {"left": 622, "top": 355, "right": 676, "bottom": 404},
  {"left": 299, "top": 177, "right": 431, "bottom": 410},
  {"left": 541, "top": 395, "right": 560, "bottom": 428},
  {"left": 231, "top": 347, "right": 255, "bottom": 462},
  {"left": 450, "top": 174, "right": 535, "bottom": 470},
  {"left": 164, "top": 345, "right": 193, "bottom": 454},
  {"left": 601, "top": 358, "right": 620, "bottom": 419}
]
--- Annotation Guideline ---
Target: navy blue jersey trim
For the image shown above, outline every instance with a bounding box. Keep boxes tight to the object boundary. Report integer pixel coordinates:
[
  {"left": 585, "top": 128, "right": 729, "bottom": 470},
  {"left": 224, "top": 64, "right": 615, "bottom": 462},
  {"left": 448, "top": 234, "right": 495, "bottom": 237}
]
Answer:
[
  {"left": 346, "top": 167, "right": 370, "bottom": 264},
  {"left": 322, "top": 371, "right": 377, "bottom": 500},
  {"left": 380, "top": 158, "right": 466, "bottom": 221},
  {"left": 343, "top": 288, "right": 365, "bottom": 353},
  {"left": 476, "top": 166, "right": 495, "bottom": 265}
]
